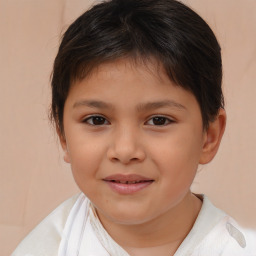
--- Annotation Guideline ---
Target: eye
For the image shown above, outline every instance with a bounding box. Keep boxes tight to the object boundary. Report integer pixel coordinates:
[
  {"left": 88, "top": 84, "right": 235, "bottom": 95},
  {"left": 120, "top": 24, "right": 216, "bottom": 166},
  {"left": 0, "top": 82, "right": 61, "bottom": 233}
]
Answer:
[
  {"left": 83, "top": 115, "right": 110, "bottom": 126},
  {"left": 146, "top": 116, "right": 174, "bottom": 126}
]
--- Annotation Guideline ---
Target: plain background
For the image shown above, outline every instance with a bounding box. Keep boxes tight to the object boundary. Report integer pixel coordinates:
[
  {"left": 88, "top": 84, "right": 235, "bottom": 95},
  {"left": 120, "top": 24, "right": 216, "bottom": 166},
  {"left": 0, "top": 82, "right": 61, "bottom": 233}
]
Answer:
[{"left": 1, "top": 0, "right": 255, "bottom": 255}]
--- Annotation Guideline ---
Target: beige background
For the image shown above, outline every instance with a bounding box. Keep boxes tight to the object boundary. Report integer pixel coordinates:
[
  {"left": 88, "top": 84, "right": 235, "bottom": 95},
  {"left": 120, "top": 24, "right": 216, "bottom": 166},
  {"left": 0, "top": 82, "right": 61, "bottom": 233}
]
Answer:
[{"left": 1, "top": 0, "right": 255, "bottom": 255}]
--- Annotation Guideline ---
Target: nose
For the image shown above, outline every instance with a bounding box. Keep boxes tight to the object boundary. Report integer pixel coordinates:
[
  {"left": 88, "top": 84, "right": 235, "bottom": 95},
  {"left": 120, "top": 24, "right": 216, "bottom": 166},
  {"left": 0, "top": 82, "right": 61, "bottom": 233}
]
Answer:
[{"left": 107, "top": 126, "right": 146, "bottom": 164}]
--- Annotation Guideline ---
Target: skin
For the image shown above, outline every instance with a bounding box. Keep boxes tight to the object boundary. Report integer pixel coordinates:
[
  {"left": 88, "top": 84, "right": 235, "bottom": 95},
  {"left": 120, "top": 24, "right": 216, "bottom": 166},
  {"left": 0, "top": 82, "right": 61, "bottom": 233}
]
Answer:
[{"left": 59, "top": 58, "right": 226, "bottom": 255}]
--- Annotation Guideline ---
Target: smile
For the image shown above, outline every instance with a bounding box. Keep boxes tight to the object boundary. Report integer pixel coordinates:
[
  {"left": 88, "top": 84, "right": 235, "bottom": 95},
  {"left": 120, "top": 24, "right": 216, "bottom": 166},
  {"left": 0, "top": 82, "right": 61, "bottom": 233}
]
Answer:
[
  {"left": 103, "top": 174, "right": 154, "bottom": 194},
  {"left": 110, "top": 180, "right": 150, "bottom": 184}
]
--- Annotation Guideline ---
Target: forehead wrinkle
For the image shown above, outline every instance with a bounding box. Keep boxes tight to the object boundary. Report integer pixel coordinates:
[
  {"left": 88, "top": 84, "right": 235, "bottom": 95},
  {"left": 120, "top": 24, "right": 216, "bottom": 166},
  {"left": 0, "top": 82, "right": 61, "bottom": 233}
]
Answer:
[{"left": 136, "top": 100, "right": 187, "bottom": 112}]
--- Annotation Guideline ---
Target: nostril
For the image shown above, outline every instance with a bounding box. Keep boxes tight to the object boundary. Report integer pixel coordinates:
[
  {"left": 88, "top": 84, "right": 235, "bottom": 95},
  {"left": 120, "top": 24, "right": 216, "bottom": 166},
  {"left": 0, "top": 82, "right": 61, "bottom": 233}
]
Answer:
[
  {"left": 110, "top": 156, "right": 140, "bottom": 164},
  {"left": 111, "top": 157, "right": 119, "bottom": 162}
]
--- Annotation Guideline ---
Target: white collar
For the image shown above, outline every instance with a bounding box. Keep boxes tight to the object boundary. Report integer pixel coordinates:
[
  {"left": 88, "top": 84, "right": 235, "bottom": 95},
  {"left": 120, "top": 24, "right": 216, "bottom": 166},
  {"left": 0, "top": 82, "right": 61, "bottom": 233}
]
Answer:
[
  {"left": 58, "top": 193, "right": 226, "bottom": 256},
  {"left": 174, "top": 194, "right": 226, "bottom": 255}
]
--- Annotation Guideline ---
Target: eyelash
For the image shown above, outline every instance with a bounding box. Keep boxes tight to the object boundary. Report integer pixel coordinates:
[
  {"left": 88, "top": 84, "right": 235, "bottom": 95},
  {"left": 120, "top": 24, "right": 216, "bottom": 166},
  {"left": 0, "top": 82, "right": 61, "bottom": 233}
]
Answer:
[
  {"left": 83, "top": 115, "right": 110, "bottom": 126},
  {"left": 146, "top": 116, "right": 174, "bottom": 126},
  {"left": 82, "top": 115, "right": 174, "bottom": 126}
]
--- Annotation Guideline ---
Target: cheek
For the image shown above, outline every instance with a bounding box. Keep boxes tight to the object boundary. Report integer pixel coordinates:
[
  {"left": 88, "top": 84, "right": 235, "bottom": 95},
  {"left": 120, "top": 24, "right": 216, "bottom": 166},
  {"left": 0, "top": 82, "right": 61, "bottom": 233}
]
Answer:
[
  {"left": 67, "top": 138, "right": 106, "bottom": 181},
  {"left": 152, "top": 129, "right": 202, "bottom": 164},
  {"left": 150, "top": 129, "right": 203, "bottom": 185}
]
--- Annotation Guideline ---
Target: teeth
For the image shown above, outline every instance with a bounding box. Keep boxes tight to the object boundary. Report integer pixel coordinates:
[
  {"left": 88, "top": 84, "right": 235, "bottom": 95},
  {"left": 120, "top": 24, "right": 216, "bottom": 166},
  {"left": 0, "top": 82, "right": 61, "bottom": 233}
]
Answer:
[{"left": 115, "top": 180, "right": 142, "bottom": 184}]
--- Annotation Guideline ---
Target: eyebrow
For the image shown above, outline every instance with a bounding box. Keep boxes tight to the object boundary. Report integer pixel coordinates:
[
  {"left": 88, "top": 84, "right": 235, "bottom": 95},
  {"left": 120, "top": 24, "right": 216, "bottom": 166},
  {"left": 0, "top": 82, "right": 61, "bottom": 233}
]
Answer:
[
  {"left": 73, "top": 100, "right": 114, "bottom": 110},
  {"left": 137, "top": 100, "right": 187, "bottom": 112},
  {"left": 73, "top": 99, "right": 186, "bottom": 111}
]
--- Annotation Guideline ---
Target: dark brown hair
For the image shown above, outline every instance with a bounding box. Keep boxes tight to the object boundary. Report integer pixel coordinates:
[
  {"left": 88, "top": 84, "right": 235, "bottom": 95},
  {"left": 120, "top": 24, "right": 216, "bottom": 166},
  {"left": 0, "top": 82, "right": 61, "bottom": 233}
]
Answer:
[{"left": 51, "top": 0, "right": 224, "bottom": 135}]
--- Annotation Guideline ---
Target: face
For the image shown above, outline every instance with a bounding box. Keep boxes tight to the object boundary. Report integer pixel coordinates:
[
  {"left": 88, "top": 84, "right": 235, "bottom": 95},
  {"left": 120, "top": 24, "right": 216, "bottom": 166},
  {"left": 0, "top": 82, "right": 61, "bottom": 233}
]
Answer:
[{"left": 61, "top": 59, "right": 209, "bottom": 225}]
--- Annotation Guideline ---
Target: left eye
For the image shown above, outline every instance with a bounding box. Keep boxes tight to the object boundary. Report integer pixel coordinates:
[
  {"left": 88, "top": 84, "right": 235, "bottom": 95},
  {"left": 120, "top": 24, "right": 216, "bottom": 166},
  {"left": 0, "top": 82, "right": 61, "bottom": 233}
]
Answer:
[
  {"left": 146, "top": 116, "right": 173, "bottom": 126},
  {"left": 83, "top": 116, "right": 109, "bottom": 126}
]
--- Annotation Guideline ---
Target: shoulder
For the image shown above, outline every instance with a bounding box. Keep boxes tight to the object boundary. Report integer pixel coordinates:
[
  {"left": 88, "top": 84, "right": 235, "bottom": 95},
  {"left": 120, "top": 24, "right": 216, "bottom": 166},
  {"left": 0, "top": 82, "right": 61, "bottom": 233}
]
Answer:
[
  {"left": 11, "top": 194, "right": 80, "bottom": 256},
  {"left": 176, "top": 195, "right": 256, "bottom": 256},
  {"left": 193, "top": 196, "right": 256, "bottom": 255},
  {"left": 196, "top": 216, "right": 256, "bottom": 255}
]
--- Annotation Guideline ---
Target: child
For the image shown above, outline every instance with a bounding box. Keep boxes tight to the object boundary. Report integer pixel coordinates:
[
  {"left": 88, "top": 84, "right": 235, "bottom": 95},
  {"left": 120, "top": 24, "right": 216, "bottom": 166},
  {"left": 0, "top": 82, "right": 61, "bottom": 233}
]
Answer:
[{"left": 12, "top": 0, "right": 256, "bottom": 255}]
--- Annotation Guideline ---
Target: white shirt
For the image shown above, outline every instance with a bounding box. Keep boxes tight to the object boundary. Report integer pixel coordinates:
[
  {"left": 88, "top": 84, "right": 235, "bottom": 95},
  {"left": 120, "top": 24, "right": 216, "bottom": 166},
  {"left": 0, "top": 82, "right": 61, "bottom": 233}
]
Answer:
[{"left": 12, "top": 193, "right": 256, "bottom": 256}]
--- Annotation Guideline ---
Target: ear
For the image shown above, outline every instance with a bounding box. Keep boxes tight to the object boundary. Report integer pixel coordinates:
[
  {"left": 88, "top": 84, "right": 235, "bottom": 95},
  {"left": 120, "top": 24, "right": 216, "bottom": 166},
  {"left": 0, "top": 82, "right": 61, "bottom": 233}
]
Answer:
[
  {"left": 199, "top": 108, "right": 226, "bottom": 164},
  {"left": 56, "top": 127, "right": 71, "bottom": 163}
]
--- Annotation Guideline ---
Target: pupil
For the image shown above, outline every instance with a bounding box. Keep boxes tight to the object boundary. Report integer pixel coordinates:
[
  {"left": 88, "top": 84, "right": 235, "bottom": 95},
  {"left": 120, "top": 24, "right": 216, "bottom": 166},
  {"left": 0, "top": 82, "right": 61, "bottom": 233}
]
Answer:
[
  {"left": 93, "top": 117, "right": 105, "bottom": 125},
  {"left": 153, "top": 117, "right": 166, "bottom": 125}
]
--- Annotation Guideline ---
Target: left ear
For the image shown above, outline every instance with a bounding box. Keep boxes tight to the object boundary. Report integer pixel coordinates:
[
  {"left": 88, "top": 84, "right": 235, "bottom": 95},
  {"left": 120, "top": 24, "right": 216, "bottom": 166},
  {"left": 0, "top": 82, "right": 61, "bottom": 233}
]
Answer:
[
  {"left": 199, "top": 108, "right": 226, "bottom": 164},
  {"left": 56, "top": 127, "right": 71, "bottom": 164}
]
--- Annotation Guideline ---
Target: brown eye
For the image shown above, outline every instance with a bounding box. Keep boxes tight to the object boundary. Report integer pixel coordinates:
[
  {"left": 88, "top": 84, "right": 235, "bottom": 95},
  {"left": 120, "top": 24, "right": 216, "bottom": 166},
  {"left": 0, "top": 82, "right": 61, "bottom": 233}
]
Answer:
[
  {"left": 146, "top": 116, "right": 173, "bottom": 126},
  {"left": 84, "top": 116, "right": 109, "bottom": 125}
]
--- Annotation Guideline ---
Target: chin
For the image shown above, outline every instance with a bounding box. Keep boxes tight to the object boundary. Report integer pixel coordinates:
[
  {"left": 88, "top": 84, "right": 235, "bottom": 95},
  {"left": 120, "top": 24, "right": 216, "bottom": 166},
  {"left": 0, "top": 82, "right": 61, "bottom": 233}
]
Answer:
[
  {"left": 99, "top": 207, "right": 153, "bottom": 226},
  {"left": 116, "top": 209, "right": 170, "bottom": 226}
]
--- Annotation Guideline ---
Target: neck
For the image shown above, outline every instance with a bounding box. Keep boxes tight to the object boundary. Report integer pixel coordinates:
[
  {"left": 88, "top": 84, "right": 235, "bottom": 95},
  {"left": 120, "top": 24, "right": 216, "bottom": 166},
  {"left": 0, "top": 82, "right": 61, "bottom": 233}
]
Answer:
[{"left": 96, "top": 192, "right": 202, "bottom": 255}]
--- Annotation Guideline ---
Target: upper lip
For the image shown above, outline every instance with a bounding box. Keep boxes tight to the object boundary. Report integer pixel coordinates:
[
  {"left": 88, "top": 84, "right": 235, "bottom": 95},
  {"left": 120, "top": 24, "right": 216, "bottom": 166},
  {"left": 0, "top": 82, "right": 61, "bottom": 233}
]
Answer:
[{"left": 103, "top": 174, "right": 154, "bottom": 182}]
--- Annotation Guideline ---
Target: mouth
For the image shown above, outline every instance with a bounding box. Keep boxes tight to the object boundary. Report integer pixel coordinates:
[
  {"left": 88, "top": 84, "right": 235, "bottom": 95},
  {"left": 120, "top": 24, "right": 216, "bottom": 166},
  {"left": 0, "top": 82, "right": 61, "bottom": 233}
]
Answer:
[
  {"left": 103, "top": 174, "right": 154, "bottom": 194},
  {"left": 107, "top": 180, "right": 152, "bottom": 184}
]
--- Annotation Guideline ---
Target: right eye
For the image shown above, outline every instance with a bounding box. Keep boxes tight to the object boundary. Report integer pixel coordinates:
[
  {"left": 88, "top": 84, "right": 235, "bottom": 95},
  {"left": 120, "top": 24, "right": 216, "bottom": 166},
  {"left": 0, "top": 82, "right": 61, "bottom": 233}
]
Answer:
[{"left": 83, "top": 115, "right": 110, "bottom": 126}]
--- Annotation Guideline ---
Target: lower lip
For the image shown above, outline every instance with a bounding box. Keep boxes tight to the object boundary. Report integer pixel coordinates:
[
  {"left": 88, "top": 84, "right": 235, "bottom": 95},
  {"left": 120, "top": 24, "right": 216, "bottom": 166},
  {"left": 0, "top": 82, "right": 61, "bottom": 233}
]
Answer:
[{"left": 104, "top": 181, "right": 153, "bottom": 195}]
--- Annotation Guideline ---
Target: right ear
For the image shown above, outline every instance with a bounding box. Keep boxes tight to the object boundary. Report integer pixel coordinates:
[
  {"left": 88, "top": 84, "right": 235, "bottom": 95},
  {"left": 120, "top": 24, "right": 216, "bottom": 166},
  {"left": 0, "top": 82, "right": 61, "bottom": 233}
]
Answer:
[{"left": 56, "top": 128, "right": 71, "bottom": 163}]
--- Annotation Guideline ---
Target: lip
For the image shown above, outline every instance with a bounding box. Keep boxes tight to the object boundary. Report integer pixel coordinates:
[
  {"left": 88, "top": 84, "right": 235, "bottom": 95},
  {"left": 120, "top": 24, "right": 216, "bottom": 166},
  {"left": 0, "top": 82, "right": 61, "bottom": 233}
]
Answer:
[{"left": 103, "top": 174, "right": 154, "bottom": 195}]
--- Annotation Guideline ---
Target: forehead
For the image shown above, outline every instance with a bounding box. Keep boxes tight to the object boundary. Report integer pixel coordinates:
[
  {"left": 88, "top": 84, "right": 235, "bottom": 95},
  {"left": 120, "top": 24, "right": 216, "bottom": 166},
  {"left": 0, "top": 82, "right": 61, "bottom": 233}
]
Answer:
[
  {"left": 76, "top": 57, "right": 168, "bottom": 86},
  {"left": 66, "top": 58, "right": 201, "bottom": 116},
  {"left": 69, "top": 58, "right": 172, "bottom": 99}
]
